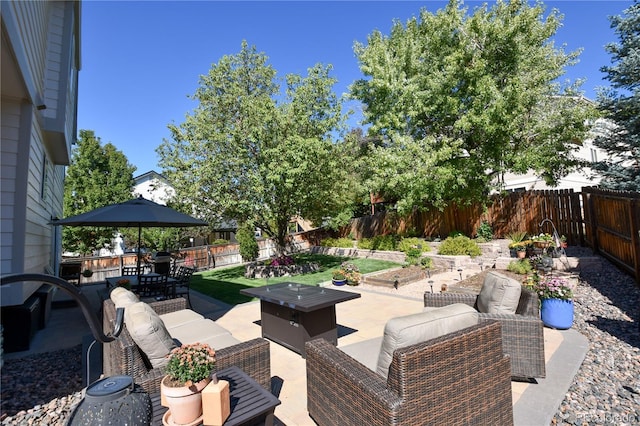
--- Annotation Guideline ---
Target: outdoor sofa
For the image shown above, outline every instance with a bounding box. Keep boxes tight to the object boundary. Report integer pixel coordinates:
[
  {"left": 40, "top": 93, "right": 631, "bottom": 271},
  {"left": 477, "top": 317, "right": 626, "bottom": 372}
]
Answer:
[
  {"left": 306, "top": 304, "right": 513, "bottom": 425},
  {"left": 423, "top": 270, "right": 546, "bottom": 379},
  {"left": 102, "top": 289, "right": 271, "bottom": 394}
]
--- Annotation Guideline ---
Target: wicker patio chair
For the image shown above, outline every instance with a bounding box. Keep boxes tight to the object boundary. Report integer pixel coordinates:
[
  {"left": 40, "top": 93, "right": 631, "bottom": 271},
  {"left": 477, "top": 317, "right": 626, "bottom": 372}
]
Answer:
[
  {"left": 306, "top": 321, "right": 513, "bottom": 426},
  {"left": 423, "top": 273, "right": 546, "bottom": 380},
  {"left": 102, "top": 297, "right": 271, "bottom": 394}
]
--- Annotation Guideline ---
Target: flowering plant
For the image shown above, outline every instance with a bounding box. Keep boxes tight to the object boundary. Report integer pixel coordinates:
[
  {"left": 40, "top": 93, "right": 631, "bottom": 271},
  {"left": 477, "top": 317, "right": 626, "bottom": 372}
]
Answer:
[
  {"left": 165, "top": 343, "right": 216, "bottom": 387},
  {"left": 530, "top": 276, "right": 573, "bottom": 301},
  {"left": 332, "top": 270, "right": 346, "bottom": 280},
  {"left": 340, "top": 262, "right": 361, "bottom": 286},
  {"left": 269, "top": 255, "right": 294, "bottom": 267},
  {"left": 533, "top": 233, "right": 553, "bottom": 242},
  {"left": 116, "top": 278, "right": 131, "bottom": 290}
]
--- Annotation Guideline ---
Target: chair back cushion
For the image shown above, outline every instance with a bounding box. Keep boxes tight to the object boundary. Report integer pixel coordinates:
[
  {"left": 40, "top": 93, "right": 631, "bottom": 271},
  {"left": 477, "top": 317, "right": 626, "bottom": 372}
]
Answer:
[
  {"left": 477, "top": 271, "right": 522, "bottom": 314},
  {"left": 124, "top": 301, "right": 176, "bottom": 368},
  {"left": 376, "top": 303, "right": 478, "bottom": 377},
  {"left": 110, "top": 287, "right": 139, "bottom": 308}
]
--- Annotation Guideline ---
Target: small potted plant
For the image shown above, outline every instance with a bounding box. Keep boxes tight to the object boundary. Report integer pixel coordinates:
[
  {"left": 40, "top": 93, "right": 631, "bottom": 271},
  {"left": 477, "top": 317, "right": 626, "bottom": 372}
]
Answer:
[
  {"left": 332, "top": 270, "right": 347, "bottom": 286},
  {"left": 161, "top": 343, "right": 216, "bottom": 424},
  {"left": 527, "top": 275, "right": 574, "bottom": 329},
  {"left": 116, "top": 278, "right": 131, "bottom": 290},
  {"left": 560, "top": 235, "right": 568, "bottom": 248},
  {"left": 340, "top": 262, "right": 361, "bottom": 286}
]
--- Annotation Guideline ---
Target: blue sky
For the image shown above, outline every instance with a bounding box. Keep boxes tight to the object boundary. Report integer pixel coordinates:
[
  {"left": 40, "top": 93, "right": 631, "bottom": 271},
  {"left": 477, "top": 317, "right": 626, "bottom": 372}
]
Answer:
[{"left": 78, "top": 1, "right": 631, "bottom": 175}]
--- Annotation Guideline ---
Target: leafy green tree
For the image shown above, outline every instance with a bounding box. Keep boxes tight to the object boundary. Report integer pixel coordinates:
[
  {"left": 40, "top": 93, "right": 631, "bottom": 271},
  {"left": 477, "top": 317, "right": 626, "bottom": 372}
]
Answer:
[
  {"left": 594, "top": 1, "right": 640, "bottom": 191},
  {"left": 157, "top": 42, "right": 352, "bottom": 253},
  {"left": 351, "top": 0, "right": 596, "bottom": 213},
  {"left": 62, "top": 130, "right": 136, "bottom": 254}
]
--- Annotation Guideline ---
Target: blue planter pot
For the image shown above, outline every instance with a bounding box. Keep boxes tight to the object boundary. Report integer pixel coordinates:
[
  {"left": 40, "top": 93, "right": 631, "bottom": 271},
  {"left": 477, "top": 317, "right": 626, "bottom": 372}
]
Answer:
[
  {"left": 541, "top": 298, "right": 574, "bottom": 329},
  {"left": 332, "top": 279, "right": 346, "bottom": 286}
]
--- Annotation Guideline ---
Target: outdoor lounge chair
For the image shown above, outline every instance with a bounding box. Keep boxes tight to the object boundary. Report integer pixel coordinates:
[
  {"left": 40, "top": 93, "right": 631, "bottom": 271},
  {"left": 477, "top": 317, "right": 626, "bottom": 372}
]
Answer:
[
  {"left": 306, "top": 320, "right": 513, "bottom": 426},
  {"left": 423, "top": 271, "right": 546, "bottom": 379}
]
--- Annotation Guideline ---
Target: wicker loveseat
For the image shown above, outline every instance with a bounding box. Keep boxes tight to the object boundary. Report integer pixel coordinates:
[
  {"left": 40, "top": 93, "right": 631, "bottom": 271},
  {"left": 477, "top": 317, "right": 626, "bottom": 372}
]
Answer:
[
  {"left": 423, "top": 271, "right": 545, "bottom": 379},
  {"left": 306, "top": 320, "right": 513, "bottom": 426},
  {"left": 102, "top": 297, "right": 271, "bottom": 394}
]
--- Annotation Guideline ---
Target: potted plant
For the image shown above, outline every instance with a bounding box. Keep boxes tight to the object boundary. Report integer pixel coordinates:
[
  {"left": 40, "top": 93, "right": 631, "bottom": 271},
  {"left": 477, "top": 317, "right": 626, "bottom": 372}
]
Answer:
[
  {"left": 512, "top": 242, "right": 528, "bottom": 259},
  {"left": 532, "top": 233, "right": 553, "bottom": 248},
  {"left": 528, "top": 275, "right": 574, "bottom": 329},
  {"left": 340, "top": 262, "right": 361, "bottom": 286},
  {"left": 560, "top": 235, "right": 568, "bottom": 248},
  {"left": 161, "top": 343, "right": 216, "bottom": 424},
  {"left": 81, "top": 269, "right": 93, "bottom": 278},
  {"left": 116, "top": 278, "right": 131, "bottom": 290},
  {"left": 331, "top": 270, "right": 347, "bottom": 286}
]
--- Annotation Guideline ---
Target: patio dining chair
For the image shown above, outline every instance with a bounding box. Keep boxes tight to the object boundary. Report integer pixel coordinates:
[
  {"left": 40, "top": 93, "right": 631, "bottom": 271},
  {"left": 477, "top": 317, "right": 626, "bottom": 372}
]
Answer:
[
  {"left": 122, "top": 266, "right": 138, "bottom": 276},
  {"left": 173, "top": 266, "right": 195, "bottom": 307},
  {"left": 137, "top": 274, "right": 169, "bottom": 300}
]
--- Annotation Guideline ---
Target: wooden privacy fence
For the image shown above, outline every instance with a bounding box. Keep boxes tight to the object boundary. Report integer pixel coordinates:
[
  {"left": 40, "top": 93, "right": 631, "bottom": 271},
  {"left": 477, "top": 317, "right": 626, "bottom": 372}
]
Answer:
[
  {"left": 583, "top": 187, "right": 640, "bottom": 283},
  {"left": 346, "top": 190, "right": 583, "bottom": 245},
  {"left": 343, "top": 188, "right": 640, "bottom": 283}
]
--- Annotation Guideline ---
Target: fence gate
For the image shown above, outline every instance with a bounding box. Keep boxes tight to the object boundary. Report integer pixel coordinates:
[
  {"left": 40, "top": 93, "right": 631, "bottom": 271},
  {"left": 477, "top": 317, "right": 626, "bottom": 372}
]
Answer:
[{"left": 583, "top": 187, "right": 640, "bottom": 283}]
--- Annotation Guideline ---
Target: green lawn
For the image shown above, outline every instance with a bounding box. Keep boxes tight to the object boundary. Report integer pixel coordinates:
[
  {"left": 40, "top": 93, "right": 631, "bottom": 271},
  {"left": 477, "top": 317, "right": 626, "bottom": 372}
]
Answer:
[{"left": 190, "top": 253, "right": 400, "bottom": 305}]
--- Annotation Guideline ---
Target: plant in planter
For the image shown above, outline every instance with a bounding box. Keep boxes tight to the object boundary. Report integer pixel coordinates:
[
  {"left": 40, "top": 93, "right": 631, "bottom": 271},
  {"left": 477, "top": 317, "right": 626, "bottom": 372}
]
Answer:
[
  {"left": 526, "top": 275, "right": 574, "bottom": 329},
  {"left": 116, "top": 278, "right": 131, "bottom": 290},
  {"left": 340, "top": 262, "right": 361, "bottom": 286},
  {"left": 81, "top": 269, "right": 93, "bottom": 278},
  {"left": 332, "top": 270, "right": 347, "bottom": 286},
  {"left": 560, "top": 235, "right": 568, "bottom": 248},
  {"left": 532, "top": 233, "right": 554, "bottom": 248},
  {"left": 161, "top": 343, "right": 216, "bottom": 424},
  {"left": 511, "top": 242, "right": 528, "bottom": 258}
]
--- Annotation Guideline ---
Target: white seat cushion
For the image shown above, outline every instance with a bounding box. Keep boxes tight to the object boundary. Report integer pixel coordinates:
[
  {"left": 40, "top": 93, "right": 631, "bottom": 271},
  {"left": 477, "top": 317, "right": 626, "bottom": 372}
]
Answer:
[
  {"left": 160, "top": 309, "right": 205, "bottom": 328},
  {"left": 376, "top": 304, "right": 478, "bottom": 378},
  {"left": 124, "top": 302, "right": 176, "bottom": 368},
  {"left": 168, "top": 319, "right": 232, "bottom": 345},
  {"left": 477, "top": 271, "right": 522, "bottom": 314},
  {"left": 110, "top": 287, "right": 139, "bottom": 308}
]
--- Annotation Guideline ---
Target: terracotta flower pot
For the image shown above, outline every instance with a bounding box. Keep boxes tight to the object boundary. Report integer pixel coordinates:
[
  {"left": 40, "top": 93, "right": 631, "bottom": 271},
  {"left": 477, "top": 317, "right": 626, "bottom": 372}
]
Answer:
[{"left": 161, "top": 376, "right": 211, "bottom": 425}]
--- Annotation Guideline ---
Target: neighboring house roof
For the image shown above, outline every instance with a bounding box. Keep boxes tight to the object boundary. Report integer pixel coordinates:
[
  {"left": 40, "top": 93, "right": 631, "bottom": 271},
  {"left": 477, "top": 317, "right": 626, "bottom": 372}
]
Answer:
[{"left": 133, "top": 170, "right": 175, "bottom": 205}]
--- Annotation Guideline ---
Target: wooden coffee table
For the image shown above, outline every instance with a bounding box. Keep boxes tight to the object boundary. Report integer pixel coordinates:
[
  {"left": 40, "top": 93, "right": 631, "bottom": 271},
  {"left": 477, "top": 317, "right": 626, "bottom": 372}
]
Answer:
[
  {"left": 151, "top": 366, "right": 280, "bottom": 426},
  {"left": 240, "top": 282, "right": 361, "bottom": 357}
]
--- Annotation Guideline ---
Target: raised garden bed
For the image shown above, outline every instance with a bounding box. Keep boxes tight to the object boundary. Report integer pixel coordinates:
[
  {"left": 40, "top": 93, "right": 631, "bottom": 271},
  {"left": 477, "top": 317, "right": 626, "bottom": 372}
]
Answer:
[{"left": 363, "top": 266, "right": 446, "bottom": 288}]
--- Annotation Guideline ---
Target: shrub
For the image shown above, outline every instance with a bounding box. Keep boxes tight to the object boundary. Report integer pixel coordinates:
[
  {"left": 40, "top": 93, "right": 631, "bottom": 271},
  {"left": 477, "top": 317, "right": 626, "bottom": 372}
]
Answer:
[
  {"left": 210, "top": 238, "right": 228, "bottom": 245},
  {"left": 236, "top": 222, "right": 259, "bottom": 262},
  {"left": 420, "top": 256, "right": 433, "bottom": 269},
  {"left": 448, "top": 230, "right": 465, "bottom": 238},
  {"left": 397, "top": 237, "right": 431, "bottom": 254},
  {"left": 320, "top": 237, "right": 354, "bottom": 248},
  {"left": 506, "top": 230, "right": 528, "bottom": 247},
  {"left": 404, "top": 247, "right": 423, "bottom": 266},
  {"left": 507, "top": 259, "right": 533, "bottom": 275},
  {"left": 357, "top": 235, "right": 399, "bottom": 251},
  {"left": 476, "top": 221, "right": 493, "bottom": 241},
  {"left": 437, "top": 235, "right": 482, "bottom": 257}
]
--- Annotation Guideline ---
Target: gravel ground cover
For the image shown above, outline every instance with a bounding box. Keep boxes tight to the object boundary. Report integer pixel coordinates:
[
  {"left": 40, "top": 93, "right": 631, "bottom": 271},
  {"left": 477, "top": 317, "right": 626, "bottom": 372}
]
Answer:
[{"left": 1, "top": 249, "right": 638, "bottom": 425}]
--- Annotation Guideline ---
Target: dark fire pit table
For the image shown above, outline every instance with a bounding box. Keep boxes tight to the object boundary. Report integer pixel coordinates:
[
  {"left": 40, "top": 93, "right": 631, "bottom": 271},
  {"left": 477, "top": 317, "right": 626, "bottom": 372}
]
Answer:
[{"left": 240, "top": 282, "right": 361, "bottom": 357}]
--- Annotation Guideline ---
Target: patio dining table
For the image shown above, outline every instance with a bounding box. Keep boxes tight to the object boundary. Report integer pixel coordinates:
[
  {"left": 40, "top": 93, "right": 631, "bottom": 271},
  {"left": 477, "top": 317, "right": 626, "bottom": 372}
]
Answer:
[{"left": 105, "top": 273, "right": 178, "bottom": 298}]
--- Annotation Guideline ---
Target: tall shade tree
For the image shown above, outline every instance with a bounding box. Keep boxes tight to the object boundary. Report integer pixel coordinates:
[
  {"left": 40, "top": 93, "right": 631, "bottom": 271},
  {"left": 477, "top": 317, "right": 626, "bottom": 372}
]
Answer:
[
  {"left": 62, "top": 130, "right": 136, "bottom": 254},
  {"left": 594, "top": 0, "right": 640, "bottom": 191},
  {"left": 157, "top": 42, "right": 352, "bottom": 252},
  {"left": 351, "top": 0, "right": 596, "bottom": 213}
]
